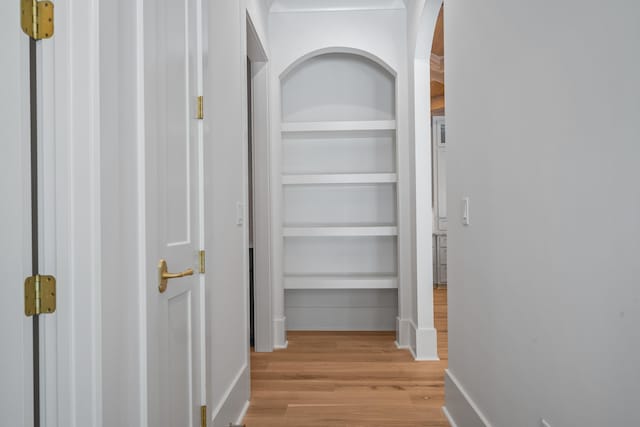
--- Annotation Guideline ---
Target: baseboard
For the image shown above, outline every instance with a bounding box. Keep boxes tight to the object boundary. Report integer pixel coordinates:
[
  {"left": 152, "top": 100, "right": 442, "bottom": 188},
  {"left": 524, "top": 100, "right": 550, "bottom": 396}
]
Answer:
[
  {"left": 442, "top": 406, "right": 459, "bottom": 427},
  {"left": 235, "top": 400, "right": 251, "bottom": 426},
  {"left": 444, "top": 369, "right": 492, "bottom": 427},
  {"left": 410, "top": 320, "right": 439, "bottom": 360},
  {"left": 274, "top": 340, "right": 289, "bottom": 350},
  {"left": 396, "top": 317, "right": 411, "bottom": 348},
  {"left": 211, "top": 363, "right": 250, "bottom": 427},
  {"left": 273, "top": 316, "right": 287, "bottom": 348}
]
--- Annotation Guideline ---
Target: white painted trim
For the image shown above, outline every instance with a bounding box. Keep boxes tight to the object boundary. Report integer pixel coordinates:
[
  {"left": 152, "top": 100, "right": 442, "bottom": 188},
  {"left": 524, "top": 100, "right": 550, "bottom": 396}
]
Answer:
[
  {"left": 235, "top": 400, "right": 251, "bottom": 426},
  {"left": 246, "top": 13, "right": 274, "bottom": 353},
  {"left": 40, "top": 0, "right": 104, "bottom": 425},
  {"left": 409, "top": 320, "right": 438, "bottom": 361},
  {"left": 282, "top": 173, "right": 397, "bottom": 185},
  {"left": 210, "top": 363, "right": 251, "bottom": 426},
  {"left": 273, "top": 316, "right": 288, "bottom": 348},
  {"left": 270, "top": 0, "right": 406, "bottom": 14},
  {"left": 444, "top": 370, "right": 493, "bottom": 427},
  {"left": 409, "top": 0, "right": 443, "bottom": 367},
  {"left": 280, "top": 47, "right": 397, "bottom": 79},
  {"left": 196, "top": 0, "right": 208, "bottom": 407},
  {"left": 268, "top": 41, "right": 285, "bottom": 352},
  {"left": 135, "top": 0, "right": 149, "bottom": 425},
  {"left": 283, "top": 226, "right": 397, "bottom": 237},
  {"left": 395, "top": 316, "right": 411, "bottom": 348},
  {"left": 442, "top": 406, "right": 460, "bottom": 427},
  {"left": 284, "top": 275, "right": 397, "bottom": 290},
  {"left": 282, "top": 120, "right": 396, "bottom": 132},
  {"left": 274, "top": 341, "right": 289, "bottom": 350}
]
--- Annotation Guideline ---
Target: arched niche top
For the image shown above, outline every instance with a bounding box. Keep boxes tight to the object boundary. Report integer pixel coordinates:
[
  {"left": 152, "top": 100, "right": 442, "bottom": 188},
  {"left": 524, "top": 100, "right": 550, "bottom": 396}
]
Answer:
[
  {"left": 414, "top": 0, "right": 443, "bottom": 60},
  {"left": 280, "top": 48, "right": 397, "bottom": 123},
  {"left": 280, "top": 47, "right": 397, "bottom": 79}
]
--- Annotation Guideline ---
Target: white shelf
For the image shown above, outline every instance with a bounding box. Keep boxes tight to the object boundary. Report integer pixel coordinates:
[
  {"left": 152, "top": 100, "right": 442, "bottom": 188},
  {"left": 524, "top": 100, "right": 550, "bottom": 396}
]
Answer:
[
  {"left": 284, "top": 275, "right": 398, "bottom": 290},
  {"left": 282, "top": 173, "right": 397, "bottom": 185},
  {"left": 282, "top": 120, "right": 396, "bottom": 133},
  {"left": 283, "top": 225, "right": 397, "bottom": 237}
]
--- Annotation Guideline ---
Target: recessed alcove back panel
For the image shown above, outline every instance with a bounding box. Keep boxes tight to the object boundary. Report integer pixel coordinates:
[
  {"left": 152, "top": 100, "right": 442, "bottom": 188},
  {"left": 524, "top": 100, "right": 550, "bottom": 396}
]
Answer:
[
  {"left": 284, "top": 236, "right": 397, "bottom": 275},
  {"left": 284, "top": 184, "right": 397, "bottom": 226},
  {"left": 281, "top": 53, "right": 395, "bottom": 122},
  {"left": 283, "top": 130, "right": 396, "bottom": 174}
]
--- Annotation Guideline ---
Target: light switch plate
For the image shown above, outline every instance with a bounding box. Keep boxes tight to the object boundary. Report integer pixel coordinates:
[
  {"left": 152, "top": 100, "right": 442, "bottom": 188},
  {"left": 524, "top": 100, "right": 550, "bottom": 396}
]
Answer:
[{"left": 462, "top": 197, "right": 470, "bottom": 225}]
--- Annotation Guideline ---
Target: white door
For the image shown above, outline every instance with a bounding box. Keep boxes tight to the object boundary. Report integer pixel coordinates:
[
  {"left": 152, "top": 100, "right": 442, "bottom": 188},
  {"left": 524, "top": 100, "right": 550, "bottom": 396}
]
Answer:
[
  {"left": 144, "top": 0, "right": 205, "bottom": 425},
  {"left": 0, "top": 1, "right": 34, "bottom": 425}
]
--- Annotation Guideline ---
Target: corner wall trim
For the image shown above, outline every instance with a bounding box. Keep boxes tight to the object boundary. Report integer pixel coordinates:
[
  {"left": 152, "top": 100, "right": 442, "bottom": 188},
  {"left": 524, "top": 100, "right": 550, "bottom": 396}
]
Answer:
[
  {"left": 273, "top": 316, "right": 287, "bottom": 348},
  {"left": 396, "top": 317, "right": 411, "bottom": 348},
  {"left": 444, "top": 369, "right": 493, "bottom": 427},
  {"left": 410, "top": 321, "right": 439, "bottom": 361}
]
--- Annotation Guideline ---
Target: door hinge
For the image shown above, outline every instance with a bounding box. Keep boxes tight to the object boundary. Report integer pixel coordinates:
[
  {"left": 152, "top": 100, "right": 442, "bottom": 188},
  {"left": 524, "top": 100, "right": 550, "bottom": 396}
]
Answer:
[
  {"left": 200, "top": 405, "right": 207, "bottom": 427},
  {"left": 21, "top": 0, "right": 55, "bottom": 40},
  {"left": 199, "top": 250, "right": 206, "bottom": 274},
  {"left": 24, "top": 275, "right": 56, "bottom": 316},
  {"left": 196, "top": 96, "right": 204, "bottom": 120}
]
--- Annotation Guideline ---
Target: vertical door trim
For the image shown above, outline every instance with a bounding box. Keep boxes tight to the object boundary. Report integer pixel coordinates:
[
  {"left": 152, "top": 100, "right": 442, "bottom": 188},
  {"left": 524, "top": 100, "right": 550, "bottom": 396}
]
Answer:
[
  {"left": 245, "top": 11, "right": 274, "bottom": 353},
  {"left": 39, "top": 0, "right": 104, "bottom": 425}
]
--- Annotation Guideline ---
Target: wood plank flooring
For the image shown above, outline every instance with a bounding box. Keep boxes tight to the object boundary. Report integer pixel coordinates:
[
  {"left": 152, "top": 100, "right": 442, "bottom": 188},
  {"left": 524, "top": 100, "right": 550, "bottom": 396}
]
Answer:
[{"left": 243, "top": 288, "right": 449, "bottom": 426}]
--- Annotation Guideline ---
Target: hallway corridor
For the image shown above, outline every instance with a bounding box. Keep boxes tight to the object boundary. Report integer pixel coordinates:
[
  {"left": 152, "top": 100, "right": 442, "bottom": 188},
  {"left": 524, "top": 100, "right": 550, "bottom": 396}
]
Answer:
[{"left": 243, "top": 289, "right": 449, "bottom": 426}]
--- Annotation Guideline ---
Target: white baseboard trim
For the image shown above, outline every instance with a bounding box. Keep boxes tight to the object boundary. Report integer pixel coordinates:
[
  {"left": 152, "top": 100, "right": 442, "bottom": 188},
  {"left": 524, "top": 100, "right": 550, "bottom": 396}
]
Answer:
[
  {"left": 273, "top": 316, "right": 287, "bottom": 348},
  {"left": 396, "top": 317, "right": 411, "bottom": 348},
  {"left": 235, "top": 400, "right": 251, "bottom": 426},
  {"left": 410, "top": 320, "right": 439, "bottom": 361},
  {"left": 395, "top": 341, "right": 409, "bottom": 350},
  {"left": 442, "top": 406, "right": 459, "bottom": 427},
  {"left": 444, "top": 369, "right": 493, "bottom": 427},
  {"left": 274, "top": 340, "right": 289, "bottom": 350},
  {"left": 211, "top": 363, "right": 250, "bottom": 427}
]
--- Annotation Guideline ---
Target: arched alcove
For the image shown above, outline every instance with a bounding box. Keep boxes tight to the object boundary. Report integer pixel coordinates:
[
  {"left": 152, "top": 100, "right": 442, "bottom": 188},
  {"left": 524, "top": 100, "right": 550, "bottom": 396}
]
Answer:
[
  {"left": 281, "top": 51, "right": 396, "bottom": 122},
  {"left": 278, "top": 50, "right": 400, "bottom": 332}
]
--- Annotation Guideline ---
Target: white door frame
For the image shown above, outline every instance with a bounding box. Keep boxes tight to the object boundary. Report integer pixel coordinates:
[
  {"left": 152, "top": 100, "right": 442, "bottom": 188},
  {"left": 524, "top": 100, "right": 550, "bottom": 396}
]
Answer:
[
  {"left": 0, "top": 2, "right": 34, "bottom": 424},
  {"left": 245, "top": 13, "right": 273, "bottom": 353},
  {"left": 38, "top": 0, "right": 104, "bottom": 425},
  {"left": 39, "top": 0, "right": 150, "bottom": 425},
  {"left": 410, "top": 0, "right": 443, "bottom": 360}
]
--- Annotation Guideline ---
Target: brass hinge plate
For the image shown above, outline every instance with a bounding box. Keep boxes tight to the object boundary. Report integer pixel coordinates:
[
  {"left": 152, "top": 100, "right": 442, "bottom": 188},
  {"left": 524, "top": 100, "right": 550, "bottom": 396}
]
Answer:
[
  {"left": 21, "top": 0, "right": 55, "bottom": 40},
  {"left": 200, "top": 405, "right": 207, "bottom": 427},
  {"left": 199, "top": 250, "right": 206, "bottom": 274},
  {"left": 24, "top": 275, "right": 56, "bottom": 316},
  {"left": 196, "top": 96, "right": 204, "bottom": 119}
]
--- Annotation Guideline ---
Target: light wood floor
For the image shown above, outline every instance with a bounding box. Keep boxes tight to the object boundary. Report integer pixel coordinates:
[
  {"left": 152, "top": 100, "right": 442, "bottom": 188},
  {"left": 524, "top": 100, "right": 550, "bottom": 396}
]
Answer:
[{"left": 243, "top": 288, "right": 449, "bottom": 426}]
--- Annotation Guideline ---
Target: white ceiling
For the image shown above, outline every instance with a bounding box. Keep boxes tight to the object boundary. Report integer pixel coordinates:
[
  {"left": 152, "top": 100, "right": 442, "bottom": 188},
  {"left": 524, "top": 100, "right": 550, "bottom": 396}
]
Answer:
[{"left": 268, "top": 0, "right": 406, "bottom": 13}]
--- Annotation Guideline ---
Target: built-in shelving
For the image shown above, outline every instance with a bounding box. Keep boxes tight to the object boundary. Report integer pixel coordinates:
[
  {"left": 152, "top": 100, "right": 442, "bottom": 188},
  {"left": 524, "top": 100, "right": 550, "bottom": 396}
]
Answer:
[
  {"left": 284, "top": 274, "right": 398, "bottom": 290},
  {"left": 283, "top": 225, "right": 397, "bottom": 237},
  {"left": 282, "top": 120, "right": 396, "bottom": 133},
  {"left": 282, "top": 173, "right": 397, "bottom": 185},
  {"left": 280, "top": 51, "right": 399, "bottom": 330}
]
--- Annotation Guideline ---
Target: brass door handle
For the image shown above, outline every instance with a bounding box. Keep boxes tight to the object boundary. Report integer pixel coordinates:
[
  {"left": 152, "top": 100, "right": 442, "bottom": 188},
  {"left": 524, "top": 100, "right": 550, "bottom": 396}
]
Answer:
[{"left": 158, "top": 259, "right": 194, "bottom": 293}]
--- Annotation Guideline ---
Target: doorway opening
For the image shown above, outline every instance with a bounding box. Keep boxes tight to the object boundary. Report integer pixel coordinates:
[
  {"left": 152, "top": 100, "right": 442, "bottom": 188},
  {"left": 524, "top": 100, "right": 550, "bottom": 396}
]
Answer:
[{"left": 245, "top": 15, "right": 273, "bottom": 352}]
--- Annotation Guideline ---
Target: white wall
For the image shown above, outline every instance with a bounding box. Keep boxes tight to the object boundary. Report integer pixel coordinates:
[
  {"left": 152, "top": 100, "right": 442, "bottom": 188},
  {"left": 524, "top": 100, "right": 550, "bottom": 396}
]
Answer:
[
  {"left": 205, "top": 1, "right": 269, "bottom": 425},
  {"left": 445, "top": 1, "right": 640, "bottom": 426}
]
